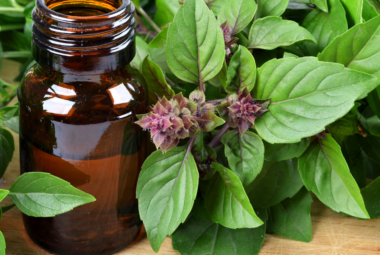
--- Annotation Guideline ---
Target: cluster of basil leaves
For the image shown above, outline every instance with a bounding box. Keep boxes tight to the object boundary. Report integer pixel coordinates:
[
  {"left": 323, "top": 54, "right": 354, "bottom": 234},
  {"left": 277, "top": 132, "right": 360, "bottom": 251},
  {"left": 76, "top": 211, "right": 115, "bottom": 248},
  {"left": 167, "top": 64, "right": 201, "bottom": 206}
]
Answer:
[
  {"left": 130, "top": 0, "right": 380, "bottom": 254},
  {"left": 0, "top": 2, "right": 96, "bottom": 254}
]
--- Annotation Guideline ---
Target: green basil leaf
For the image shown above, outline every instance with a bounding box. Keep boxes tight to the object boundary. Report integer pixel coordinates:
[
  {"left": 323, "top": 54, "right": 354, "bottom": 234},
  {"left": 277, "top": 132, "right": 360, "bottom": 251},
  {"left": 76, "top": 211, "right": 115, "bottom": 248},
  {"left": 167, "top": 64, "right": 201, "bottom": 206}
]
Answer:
[
  {"left": 256, "top": 0, "right": 289, "bottom": 18},
  {"left": 340, "top": 0, "right": 363, "bottom": 27},
  {"left": 283, "top": 52, "right": 298, "bottom": 58},
  {"left": 131, "top": 36, "right": 148, "bottom": 70},
  {"left": 298, "top": 134, "right": 369, "bottom": 218},
  {"left": 172, "top": 207, "right": 267, "bottom": 255},
  {"left": 136, "top": 146, "right": 199, "bottom": 252},
  {"left": 358, "top": 134, "right": 380, "bottom": 166},
  {"left": 225, "top": 45, "right": 256, "bottom": 93},
  {"left": 0, "top": 231, "right": 5, "bottom": 255},
  {"left": 0, "top": 189, "right": 9, "bottom": 202},
  {"left": 166, "top": 0, "right": 225, "bottom": 84},
  {"left": 221, "top": 130, "right": 265, "bottom": 187},
  {"left": 267, "top": 187, "right": 312, "bottom": 242},
  {"left": 131, "top": 0, "right": 139, "bottom": 8},
  {"left": 363, "top": 0, "right": 378, "bottom": 21},
  {"left": 8, "top": 172, "right": 96, "bottom": 217},
  {"left": 0, "top": 128, "right": 14, "bottom": 178},
  {"left": 245, "top": 159, "right": 304, "bottom": 208},
  {"left": 301, "top": 0, "right": 347, "bottom": 56},
  {"left": 248, "top": 17, "right": 316, "bottom": 50},
  {"left": 203, "top": 163, "right": 263, "bottom": 229},
  {"left": 368, "top": 87, "right": 380, "bottom": 119},
  {"left": 328, "top": 103, "right": 360, "bottom": 144},
  {"left": 264, "top": 139, "right": 310, "bottom": 162},
  {"left": 254, "top": 57, "right": 377, "bottom": 144},
  {"left": 218, "top": 0, "right": 257, "bottom": 36},
  {"left": 0, "top": 104, "right": 19, "bottom": 134},
  {"left": 154, "top": 0, "right": 180, "bottom": 28},
  {"left": 208, "top": 59, "right": 227, "bottom": 88},
  {"left": 318, "top": 15, "right": 380, "bottom": 80},
  {"left": 204, "top": 0, "right": 227, "bottom": 15},
  {"left": 367, "top": 0, "right": 380, "bottom": 13},
  {"left": 1, "top": 203, "right": 15, "bottom": 213},
  {"left": 148, "top": 27, "right": 170, "bottom": 73},
  {"left": 360, "top": 113, "right": 380, "bottom": 137},
  {"left": 341, "top": 135, "right": 367, "bottom": 188},
  {"left": 362, "top": 176, "right": 380, "bottom": 218},
  {"left": 141, "top": 56, "right": 175, "bottom": 101}
]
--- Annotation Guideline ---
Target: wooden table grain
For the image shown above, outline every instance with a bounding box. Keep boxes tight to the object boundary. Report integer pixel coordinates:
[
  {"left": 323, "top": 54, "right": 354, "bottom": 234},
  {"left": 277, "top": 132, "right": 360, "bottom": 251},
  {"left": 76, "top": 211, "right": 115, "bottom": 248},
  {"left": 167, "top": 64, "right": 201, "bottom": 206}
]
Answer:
[{"left": 1, "top": 59, "right": 380, "bottom": 255}]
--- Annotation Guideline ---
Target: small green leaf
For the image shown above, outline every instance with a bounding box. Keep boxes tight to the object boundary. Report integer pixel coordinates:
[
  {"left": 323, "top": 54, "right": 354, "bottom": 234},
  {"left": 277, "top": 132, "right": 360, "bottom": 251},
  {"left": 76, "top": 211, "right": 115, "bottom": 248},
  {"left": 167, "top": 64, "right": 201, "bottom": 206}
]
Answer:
[
  {"left": 0, "top": 189, "right": 9, "bottom": 202},
  {"left": 166, "top": 0, "right": 225, "bottom": 84},
  {"left": 172, "top": 206, "right": 267, "bottom": 255},
  {"left": 221, "top": 130, "right": 265, "bottom": 187},
  {"left": 363, "top": 0, "right": 379, "bottom": 21},
  {"left": 131, "top": 36, "right": 148, "bottom": 70},
  {"left": 136, "top": 146, "right": 199, "bottom": 252},
  {"left": 254, "top": 57, "right": 377, "bottom": 144},
  {"left": 264, "top": 139, "right": 310, "bottom": 162},
  {"left": 204, "top": 0, "right": 227, "bottom": 15},
  {"left": 318, "top": 14, "right": 380, "bottom": 81},
  {"left": 298, "top": 134, "right": 369, "bottom": 219},
  {"left": 154, "top": 0, "right": 180, "bottom": 28},
  {"left": 1, "top": 203, "right": 15, "bottom": 213},
  {"left": 362, "top": 176, "right": 380, "bottom": 218},
  {"left": 256, "top": 0, "right": 289, "bottom": 18},
  {"left": 218, "top": 0, "right": 257, "bottom": 36},
  {"left": 8, "top": 172, "right": 96, "bottom": 217},
  {"left": 367, "top": 0, "right": 380, "bottom": 13},
  {"left": 283, "top": 52, "right": 298, "bottom": 58},
  {"left": 267, "top": 187, "right": 312, "bottom": 242},
  {"left": 194, "top": 111, "right": 225, "bottom": 132},
  {"left": 141, "top": 56, "right": 175, "bottom": 101},
  {"left": 148, "top": 27, "right": 171, "bottom": 73},
  {"left": 0, "top": 231, "right": 5, "bottom": 255},
  {"left": 0, "top": 128, "right": 14, "bottom": 178},
  {"left": 340, "top": 0, "right": 363, "bottom": 27},
  {"left": 203, "top": 163, "right": 263, "bottom": 229},
  {"left": 248, "top": 17, "right": 316, "bottom": 50},
  {"left": 225, "top": 46, "right": 256, "bottom": 93},
  {"left": 341, "top": 135, "right": 367, "bottom": 188},
  {"left": 301, "top": 0, "right": 348, "bottom": 56},
  {"left": 245, "top": 159, "right": 304, "bottom": 208}
]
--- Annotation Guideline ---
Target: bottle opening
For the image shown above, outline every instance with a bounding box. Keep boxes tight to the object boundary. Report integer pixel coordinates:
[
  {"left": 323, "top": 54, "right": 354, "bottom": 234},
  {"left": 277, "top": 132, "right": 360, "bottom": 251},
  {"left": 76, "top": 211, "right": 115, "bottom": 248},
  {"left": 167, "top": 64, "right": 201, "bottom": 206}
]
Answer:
[{"left": 46, "top": 0, "right": 122, "bottom": 16}]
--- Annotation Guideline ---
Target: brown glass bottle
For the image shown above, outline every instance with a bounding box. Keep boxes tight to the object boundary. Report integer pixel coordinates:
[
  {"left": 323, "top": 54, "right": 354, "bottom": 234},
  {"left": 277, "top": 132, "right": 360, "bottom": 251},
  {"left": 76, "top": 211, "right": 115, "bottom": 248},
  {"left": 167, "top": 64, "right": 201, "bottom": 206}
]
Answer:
[{"left": 18, "top": 0, "right": 148, "bottom": 254}]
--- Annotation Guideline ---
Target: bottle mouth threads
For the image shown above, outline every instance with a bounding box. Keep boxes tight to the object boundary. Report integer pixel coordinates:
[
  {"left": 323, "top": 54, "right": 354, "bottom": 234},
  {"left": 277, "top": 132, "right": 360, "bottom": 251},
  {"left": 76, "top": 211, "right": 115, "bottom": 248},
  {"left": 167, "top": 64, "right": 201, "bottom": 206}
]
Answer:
[{"left": 32, "top": 0, "right": 135, "bottom": 73}]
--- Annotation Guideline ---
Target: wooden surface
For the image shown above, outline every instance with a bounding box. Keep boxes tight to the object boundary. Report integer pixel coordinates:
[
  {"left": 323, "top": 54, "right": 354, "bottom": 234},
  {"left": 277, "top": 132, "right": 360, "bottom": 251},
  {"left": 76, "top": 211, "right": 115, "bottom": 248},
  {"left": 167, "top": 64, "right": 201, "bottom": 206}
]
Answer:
[{"left": 1, "top": 59, "right": 380, "bottom": 255}]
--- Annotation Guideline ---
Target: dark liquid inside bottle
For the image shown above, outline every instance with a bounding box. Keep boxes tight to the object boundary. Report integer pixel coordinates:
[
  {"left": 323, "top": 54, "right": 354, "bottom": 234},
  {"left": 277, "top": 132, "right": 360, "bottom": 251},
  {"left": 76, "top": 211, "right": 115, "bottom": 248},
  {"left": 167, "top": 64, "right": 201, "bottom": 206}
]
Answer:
[{"left": 19, "top": 0, "right": 146, "bottom": 252}]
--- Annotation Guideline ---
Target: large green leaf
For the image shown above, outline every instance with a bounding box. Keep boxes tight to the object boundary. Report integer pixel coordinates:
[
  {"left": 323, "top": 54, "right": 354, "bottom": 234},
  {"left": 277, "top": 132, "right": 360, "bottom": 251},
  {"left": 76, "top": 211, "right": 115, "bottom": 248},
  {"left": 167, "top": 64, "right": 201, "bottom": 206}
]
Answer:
[
  {"left": 136, "top": 146, "right": 199, "bottom": 252},
  {"left": 172, "top": 205, "right": 267, "bottom": 255},
  {"left": 154, "top": 0, "right": 180, "bottom": 28},
  {"left": 0, "top": 189, "right": 9, "bottom": 202},
  {"left": 264, "top": 139, "right": 310, "bottom": 162},
  {"left": 0, "top": 231, "right": 5, "bottom": 255},
  {"left": 256, "top": 0, "right": 289, "bottom": 18},
  {"left": 141, "top": 56, "right": 175, "bottom": 101},
  {"left": 8, "top": 172, "right": 96, "bottom": 217},
  {"left": 301, "top": 0, "right": 348, "bottom": 56},
  {"left": 341, "top": 135, "right": 367, "bottom": 188},
  {"left": 148, "top": 27, "right": 170, "bottom": 73},
  {"left": 254, "top": 57, "right": 377, "bottom": 144},
  {"left": 267, "top": 187, "right": 312, "bottom": 242},
  {"left": 131, "top": 36, "right": 148, "bottom": 70},
  {"left": 204, "top": 0, "right": 227, "bottom": 15},
  {"left": 218, "top": 0, "right": 257, "bottom": 36},
  {"left": 166, "top": 0, "right": 225, "bottom": 84},
  {"left": 247, "top": 17, "right": 316, "bottom": 50},
  {"left": 340, "top": 0, "right": 363, "bottom": 27},
  {"left": 246, "top": 159, "right": 304, "bottom": 208},
  {"left": 318, "top": 14, "right": 380, "bottom": 80},
  {"left": 0, "top": 104, "right": 19, "bottom": 134},
  {"left": 225, "top": 46, "right": 256, "bottom": 93},
  {"left": 362, "top": 176, "right": 380, "bottom": 218},
  {"left": 0, "top": 128, "right": 14, "bottom": 178},
  {"left": 221, "top": 130, "right": 265, "bottom": 187},
  {"left": 203, "top": 163, "right": 263, "bottom": 229},
  {"left": 298, "top": 134, "right": 369, "bottom": 218}
]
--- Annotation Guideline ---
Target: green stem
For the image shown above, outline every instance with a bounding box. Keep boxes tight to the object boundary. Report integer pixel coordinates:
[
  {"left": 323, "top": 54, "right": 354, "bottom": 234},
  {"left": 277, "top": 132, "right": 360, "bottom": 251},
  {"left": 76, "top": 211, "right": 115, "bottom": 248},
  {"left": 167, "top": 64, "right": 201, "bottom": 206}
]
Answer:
[
  {"left": 0, "top": 7, "right": 24, "bottom": 14},
  {"left": 208, "top": 124, "right": 230, "bottom": 148},
  {"left": 135, "top": 5, "right": 162, "bottom": 33},
  {"left": 3, "top": 51, "right": 32, "bottom": 58},
  {"left": 1, "top": 203, "right": 15, "bottom": 213},
  {"left": 0, "top": 24, "right": 25, "bottom": 32}
]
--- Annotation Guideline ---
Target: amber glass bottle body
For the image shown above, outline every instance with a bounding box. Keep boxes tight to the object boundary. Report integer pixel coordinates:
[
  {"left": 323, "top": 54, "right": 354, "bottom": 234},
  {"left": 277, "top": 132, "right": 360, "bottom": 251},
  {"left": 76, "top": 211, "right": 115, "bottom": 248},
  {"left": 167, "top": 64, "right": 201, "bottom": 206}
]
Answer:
[{"left": 18, "top": 0, "right": 147, "bottom": 254}]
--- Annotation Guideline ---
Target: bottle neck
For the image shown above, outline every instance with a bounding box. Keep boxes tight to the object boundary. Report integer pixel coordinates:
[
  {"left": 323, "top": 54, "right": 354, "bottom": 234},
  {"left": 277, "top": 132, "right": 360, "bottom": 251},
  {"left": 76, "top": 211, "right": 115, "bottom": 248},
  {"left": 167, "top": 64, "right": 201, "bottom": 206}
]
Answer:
[{"left": 32, "top": 0, "right": 135, "bottom": 74}]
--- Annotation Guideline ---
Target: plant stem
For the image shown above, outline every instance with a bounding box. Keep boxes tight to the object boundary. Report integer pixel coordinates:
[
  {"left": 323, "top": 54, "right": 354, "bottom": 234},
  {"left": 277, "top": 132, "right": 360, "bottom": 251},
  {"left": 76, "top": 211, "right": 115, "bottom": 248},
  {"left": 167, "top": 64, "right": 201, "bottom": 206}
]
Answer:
[
  {"left": 208, "top": 124, "right": 230, "bottom": 148},
  {"left": 1, "top": 204, "right": 15, "bottom": 213},
  {"left": 135, "top": 5, "right": 162, "bottom": 34},
  {"left": 3, "top": 51, "right": 32, "bottom": 58},
  {"left": 187, "top": 136, "right": 197, "bottom": 154},
  {"left": 165, "top": 77, "right": 184, "bottom": 91},
  {"left": 0, "top": 7, "right": 24, "bottom": 14},
  {"left": 134, "top": 13, "right": 157, "bottom": 38},
  {"left": 0, "top": 23, "right": 24, "bottom": 32}
]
